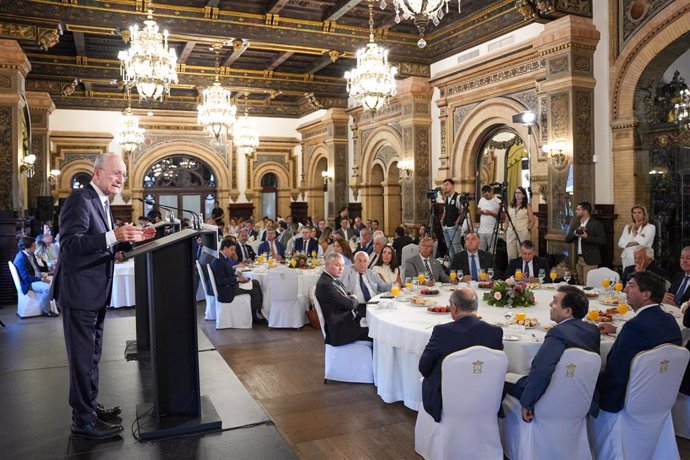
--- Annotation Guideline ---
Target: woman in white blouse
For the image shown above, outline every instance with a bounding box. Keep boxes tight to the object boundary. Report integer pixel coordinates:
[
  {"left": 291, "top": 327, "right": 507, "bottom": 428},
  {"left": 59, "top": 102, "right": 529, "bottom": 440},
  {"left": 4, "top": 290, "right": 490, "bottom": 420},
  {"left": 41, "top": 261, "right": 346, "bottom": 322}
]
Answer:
[
  {"left": 373, "top": 245, "right": 402, "bottom": 286},
  {"left": 617, "top": 205, "right": 655, "bottom": 270}
]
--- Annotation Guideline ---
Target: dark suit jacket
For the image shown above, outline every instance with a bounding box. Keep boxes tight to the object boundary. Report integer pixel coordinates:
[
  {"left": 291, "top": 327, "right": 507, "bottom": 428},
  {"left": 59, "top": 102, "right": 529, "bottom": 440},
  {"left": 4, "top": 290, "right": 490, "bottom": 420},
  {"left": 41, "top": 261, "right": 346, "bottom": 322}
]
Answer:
[
  {"left": 514, "top": 318, "right": 600, "bottom": 411},
  {"left": 314, "top": 272, "right": 362, "bottom": 346},
  {"left": 355, "top": 240, "right": 373, "bottom": 255},
  {"left": 621, "top": 262, "right": 669, "bottom": 285},
  {"left": 419, "top": 316, "right": 503, "bottom": 422},
  {"left": 597, "top": 305, "right": 682, "bottom": 413},
  {"left": 450, "top": 250, "right": 495, "bottom": 278},
  {"left": 53, "top": 183, "right": 124, "bottom": 310},
  {"left": 392, "top": 235, "right": 414, "bottom": 265},
  {"left": 13, "top": 251, "right": 46, "bottom": 294},
  {"left": 504, "top": 256, "right": 551, "bottom": 280},
  {"left": 294, "top": 237, "right": 319, "bottom": 255},
  {"left": 236, "top": 242, "right": 256, "bottom": 262},
  {"left": 565, "top": 217, "right": 606, "bottom": 265},
  {"left": 210, "top": 253, "right": 238, "bottom": 303},
  {"left": 668, "top": 272, "right": 690, "bottom": 307},
  {"left": 257, "top": 240, "right": 285, "bottom": 258},
  {"left": 335, "top": 227, "right": 355, "bottom": 241}
]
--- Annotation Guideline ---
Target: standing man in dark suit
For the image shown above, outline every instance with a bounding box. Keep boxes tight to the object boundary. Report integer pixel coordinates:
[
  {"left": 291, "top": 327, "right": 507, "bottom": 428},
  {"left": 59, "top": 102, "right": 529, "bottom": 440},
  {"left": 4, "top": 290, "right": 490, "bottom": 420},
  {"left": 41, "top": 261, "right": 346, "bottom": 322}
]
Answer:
[
  {"left": 235, "top": 229, "right": 256, "bottom": 262},
  {"left": 504, "top": 240, "right": 550, "bottom": 281},
  {"left": 419, "top": 287, "right": 503, "bottom": 422},
  {"left": 565, "top": 201, "right": 606, "bottom": 285},
  {"left": 450, "top": 232, "right": 494, "bottom": 281},
  {"left": 663, "top": 246, "right": 690, "bottom": 308},
  {"left": 53, "top": 153, "right": 155, "bottom": 440},
  {"left": 597, "top": 271, "right": 682, "bottom": 413},
  {"left": 314, "top": 253, "right": 370, "bottom": 346},
  {"left": 13, "top": 236, "right": 55, "bottom": 316},
  {"left": 210, "top": 239, "right": 263, "bottom": 322},
  {"left": 504, "top": 285, "right": 600, "bottom": 421}
]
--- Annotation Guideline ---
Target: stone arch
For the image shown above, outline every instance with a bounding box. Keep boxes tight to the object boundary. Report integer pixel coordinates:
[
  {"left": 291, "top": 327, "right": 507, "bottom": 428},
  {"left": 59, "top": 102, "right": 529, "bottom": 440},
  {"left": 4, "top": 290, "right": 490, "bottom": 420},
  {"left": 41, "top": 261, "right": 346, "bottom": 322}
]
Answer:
[
  {"left": 359, "top": 125, "right": 403, "bottom": 184},
  {"left": 249, "top": 161, "right": 292, "bottom": 218},
  {"left": 55, "top": 159, "right": 94, "bottom": 200},
  {"left": 303, "top": 144, "right": 329, "bottom": 219}
]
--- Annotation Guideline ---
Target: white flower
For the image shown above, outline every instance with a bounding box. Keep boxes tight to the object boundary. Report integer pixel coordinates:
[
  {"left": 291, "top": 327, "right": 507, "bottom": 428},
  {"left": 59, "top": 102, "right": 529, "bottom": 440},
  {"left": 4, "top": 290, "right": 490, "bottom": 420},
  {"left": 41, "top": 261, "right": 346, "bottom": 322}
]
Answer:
[{"left": 494, "top": 292, "right": 502, "bottom": 301}]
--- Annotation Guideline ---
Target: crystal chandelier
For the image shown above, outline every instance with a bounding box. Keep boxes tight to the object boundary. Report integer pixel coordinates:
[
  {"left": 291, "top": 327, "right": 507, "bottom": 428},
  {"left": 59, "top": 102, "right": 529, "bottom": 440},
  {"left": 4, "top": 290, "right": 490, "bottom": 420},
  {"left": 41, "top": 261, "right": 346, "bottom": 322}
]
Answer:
[
  {"left": 345, "top": 0, "right": 398, "bottom": 115},
  {"left": 197, "top": 45, "right": 237, "bottom": 141},
  {"left": 234, "top": 94, "right": 260, "bottom": 158},
  {"left": 115, "top": 88, "right": 146, "bottom": 154},
  {"left": 674, "top": 88, "right": 690, "bottom": 131},
  {"left": 380, "top": 0, "right": 460, "bottom": 48},
  {"left": 118, "top": 0, "right": 178, "bottom": 101}
]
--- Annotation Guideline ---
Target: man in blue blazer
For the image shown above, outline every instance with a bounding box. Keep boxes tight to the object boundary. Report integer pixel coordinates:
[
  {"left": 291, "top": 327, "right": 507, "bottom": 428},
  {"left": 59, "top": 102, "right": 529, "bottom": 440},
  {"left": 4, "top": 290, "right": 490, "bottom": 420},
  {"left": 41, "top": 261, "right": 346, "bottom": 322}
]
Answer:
[
  {"left": 503, "top": 240, "right": 551, "bottom": 282},
  {"left": 53, "top": 153, "right": 155, "bottom": 440},
  {"left": 505, "top": 285, "right": 600, "bottom": 421},
  {"left": 597, "top": 271, "right": 682, "bottom": 413},
  {"left": 341, "top": 251, "right": 391, "bottom": 305},
  {"left": 210, "top": 239, "right": 263, "bottom": 321},
  {"left": 354, "top": 227, "right": 374, "bottom": 254},
  {"left": 13, "top": 236, "right": 54, "bottom": 316},
  {"left": 419, "top": 287, "right": 504, "bottom": 422},
  {"left": 662, "top": 246, "right": 690, "bottom": 308},
  {"left": 293, "top": 225, "right": 320, "bottom": 255},
  {"left": 257, "top": 229, "right": 285, "bottom": 260}
]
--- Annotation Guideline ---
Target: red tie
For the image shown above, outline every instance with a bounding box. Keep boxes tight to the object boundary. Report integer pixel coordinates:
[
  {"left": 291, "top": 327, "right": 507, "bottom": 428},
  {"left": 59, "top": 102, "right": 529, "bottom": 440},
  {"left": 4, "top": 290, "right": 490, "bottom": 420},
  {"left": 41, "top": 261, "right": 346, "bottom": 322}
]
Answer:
[{"left": 271, "top": 242, "right": 276, "bottom": 258}]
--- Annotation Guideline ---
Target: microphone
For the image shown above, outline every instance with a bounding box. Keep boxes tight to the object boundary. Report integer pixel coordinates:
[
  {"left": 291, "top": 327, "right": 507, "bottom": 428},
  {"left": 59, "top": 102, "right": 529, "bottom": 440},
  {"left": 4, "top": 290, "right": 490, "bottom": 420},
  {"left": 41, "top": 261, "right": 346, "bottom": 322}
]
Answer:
[{"left": 137, "top": 198, "right": 202, "bottom": 230}]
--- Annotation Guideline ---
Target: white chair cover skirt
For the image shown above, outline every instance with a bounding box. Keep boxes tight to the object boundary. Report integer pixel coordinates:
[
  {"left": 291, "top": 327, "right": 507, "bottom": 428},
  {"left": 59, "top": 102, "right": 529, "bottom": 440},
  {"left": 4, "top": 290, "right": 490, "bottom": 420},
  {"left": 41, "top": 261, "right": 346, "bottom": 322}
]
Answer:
[
  {"left": 266, "top": 266, "right": 309, "bottom": 329},
  {"left": 672, "top": 392, "right": 690, "bottom": 439},
  {"left": 8, "top": 261, "right": 44, "bottom": 318},
  {"left": 110, "top": 259, "right": 136, "bottom": 308},
  {"left": 196, "top": 260, "right": 216, "bottom": 321},
  {"left": 206, "top": 265, "right": 253, "bottom": 329}
]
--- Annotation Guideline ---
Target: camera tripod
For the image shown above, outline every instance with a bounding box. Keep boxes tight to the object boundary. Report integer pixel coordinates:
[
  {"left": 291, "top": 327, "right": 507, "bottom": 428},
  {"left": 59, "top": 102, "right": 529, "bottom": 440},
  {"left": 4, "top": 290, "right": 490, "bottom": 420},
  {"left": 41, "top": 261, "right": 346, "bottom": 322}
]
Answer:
[
  {"left": 425, "top": 196, "right": 448, "bottom": 258},
  {"left": 490, "top": 185, "right": 522, "bottom": 266}
]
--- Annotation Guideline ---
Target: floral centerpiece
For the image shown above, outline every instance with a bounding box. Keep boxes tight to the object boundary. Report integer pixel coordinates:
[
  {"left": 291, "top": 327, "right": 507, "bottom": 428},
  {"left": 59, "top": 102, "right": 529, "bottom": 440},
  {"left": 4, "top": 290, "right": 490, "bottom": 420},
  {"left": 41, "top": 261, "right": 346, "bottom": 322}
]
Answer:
[
  {"left": 482, "top": 279, "right": 535, "bottom": 308},
  {"left": 288, "top": 252, "right": 309, "bottom": 269}
]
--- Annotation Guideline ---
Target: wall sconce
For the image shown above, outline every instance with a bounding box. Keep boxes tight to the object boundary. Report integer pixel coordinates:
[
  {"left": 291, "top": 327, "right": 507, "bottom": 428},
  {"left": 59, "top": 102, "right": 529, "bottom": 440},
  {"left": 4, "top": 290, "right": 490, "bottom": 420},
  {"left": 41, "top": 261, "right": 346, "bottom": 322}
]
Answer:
[
  {"left": 321, "top": 170, "right": 333, "bottom": 191},
  {"left": 399, "top": 158, "right": 414, "bottom": 179},
  {"left": 20, "top": 154, "right": 37, "bottom": 178},
  {"left": 542, "top": 140, "right": 570, "bottom": 171},
  {"left": 48, "top": 169, "right": 61, "bottom": 185}
]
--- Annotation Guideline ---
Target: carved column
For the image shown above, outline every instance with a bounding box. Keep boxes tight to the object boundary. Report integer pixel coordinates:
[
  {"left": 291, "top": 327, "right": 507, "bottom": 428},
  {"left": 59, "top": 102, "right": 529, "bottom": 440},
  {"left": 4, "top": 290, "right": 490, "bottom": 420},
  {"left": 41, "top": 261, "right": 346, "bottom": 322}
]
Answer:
[
  {"left": 0, "top": 40, "right": 31, "bottom": 212},
  {"left": 26, "top": 92, "right": 55, "bottom": 205},
  {"left": 533, "top": 16, "right": 600, "bottom": 256}
]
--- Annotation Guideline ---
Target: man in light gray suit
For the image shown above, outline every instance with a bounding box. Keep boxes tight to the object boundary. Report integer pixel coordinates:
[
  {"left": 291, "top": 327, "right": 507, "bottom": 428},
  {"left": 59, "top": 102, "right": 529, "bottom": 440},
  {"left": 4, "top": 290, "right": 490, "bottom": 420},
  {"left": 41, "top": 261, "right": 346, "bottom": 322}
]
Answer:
[
  {"left": 405, "top": 237, "right": 450, "bottom": 284},
  {"left": 341, "top": 251, "right": 391, "bottom": 305}
]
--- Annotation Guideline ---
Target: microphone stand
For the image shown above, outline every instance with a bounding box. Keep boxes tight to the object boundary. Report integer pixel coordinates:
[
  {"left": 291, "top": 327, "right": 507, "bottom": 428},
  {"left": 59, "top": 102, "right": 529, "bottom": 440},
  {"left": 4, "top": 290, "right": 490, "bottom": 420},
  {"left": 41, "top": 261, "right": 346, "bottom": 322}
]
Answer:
[{"left": 137, "top": 198, "right": 202, "bottom": 230}]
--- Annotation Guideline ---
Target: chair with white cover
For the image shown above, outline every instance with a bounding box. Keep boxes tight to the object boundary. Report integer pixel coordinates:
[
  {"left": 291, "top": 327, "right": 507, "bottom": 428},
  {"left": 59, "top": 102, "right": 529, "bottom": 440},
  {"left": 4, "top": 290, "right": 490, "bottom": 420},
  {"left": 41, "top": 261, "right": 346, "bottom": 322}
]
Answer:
[
  {"left": 400, "top": 244, "right": 419, "bottom": 280},
  {"left": 8, "top": 261, "right": 57, "bottom": 318},
  {"left": 672, "top": 392, "right": 690, "bottom": 439},
  {"left": 249, "top": 239, "right": 262, "bottom": 255},
  {"left": 266, "top": 265, "right": 309, "bottom": 329},
  {"left": 195, "top": 260, "right": 216, "bottom": 321},
  {"left": 588, "top": 344, "right": 690, "bottom": 460},
  {"left": 502, "top": 348, "right": 601, "bottom": 460},
  {"left": 310, "top": 287, "right": 374, "bottom": 384},
  {"left": 206, "top": 265, "right": 253, "bottom": 330},
  {"left": 585, "top": 267, "right": 619, "bottom": 288},
  {"left": 415, "top": 346, "right": 508, "bottom": 460}
]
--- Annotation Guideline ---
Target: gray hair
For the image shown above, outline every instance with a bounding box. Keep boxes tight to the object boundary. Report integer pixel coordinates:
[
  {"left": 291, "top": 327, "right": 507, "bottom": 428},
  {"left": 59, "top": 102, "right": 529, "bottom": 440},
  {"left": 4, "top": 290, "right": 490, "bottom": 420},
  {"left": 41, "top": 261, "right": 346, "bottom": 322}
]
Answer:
[
  {"left": 373, "top": 234, "right": 387, "bottom": 245},
  {"left": 449, "top": 287, "right": 478, "bottom": 312},
  {"left": 354, "top": 251, "right": 369, "bottom": 263},
  {"left": 635, "top": 245, "right": 654, "bottom": 259},
  {"left": 93, "top": 152, "right": 122, "bottom": 171},
  {"left": 682, "top": 246, "right": 690, "bottom": 255},
  {"left": 325, "top": 252, "right": 344, "bottom": 265}
]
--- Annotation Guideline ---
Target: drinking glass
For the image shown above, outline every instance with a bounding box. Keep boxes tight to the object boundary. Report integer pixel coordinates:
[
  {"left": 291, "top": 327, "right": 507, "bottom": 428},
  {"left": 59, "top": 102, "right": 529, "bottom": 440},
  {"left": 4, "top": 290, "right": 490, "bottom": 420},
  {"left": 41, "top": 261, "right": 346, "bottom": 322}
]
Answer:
[
  {"left": 601, "top": 278, "right": 611, "bottom": 290},
  {"left": 391, "top": 284, "right": 400, "bottom": 297},
  {"left": 563, "top": 271, "right": 571, "bottom": 284},
  {"left": 503, "top": 307, "right": 515, "bottom": 324},
  {"left": 417, "top": 273, "right": 426, "bottom": 285},
  {"left": 538, "top": 269, "right": 546, "bottom": 285},
  {"left": 457, "top": 270, "right": 464, "bottom": 282},
  {"left": 449, "top": 270, "right": 457, "bottom": 284},
  {"left": 515, "top": 269, "right": 523, "bottom": 281},
  {"left": 550, "top": 270, "right": 558, "bottom": 282},
  {"left": 404, "top": 277, "right": 413, "bottom": 291},
  {"left": 616, "top": 303, "right": 629, "bottom": 315},
  {"left": 479, "top": 269, "right": 488, "bottom": 281},
  {"left": 487, "top": 268, "right": 494, "bottom": 280},
  {"left": 311, "top": 250, "right": 317, "bottom": 258}
]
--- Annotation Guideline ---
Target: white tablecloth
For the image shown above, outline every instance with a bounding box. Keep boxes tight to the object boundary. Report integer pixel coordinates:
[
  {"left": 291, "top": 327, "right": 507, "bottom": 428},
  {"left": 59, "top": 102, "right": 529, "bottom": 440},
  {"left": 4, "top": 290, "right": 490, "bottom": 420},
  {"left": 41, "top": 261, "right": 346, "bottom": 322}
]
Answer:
[
  {"left": 367, "top": 284, "right": 686, "bottom": 411},
  {"left": 243, "top": 266, "right": 322, "bottom": 318},
  {"left": 110, "top": 259, "right": 135, "bottom": 308}
]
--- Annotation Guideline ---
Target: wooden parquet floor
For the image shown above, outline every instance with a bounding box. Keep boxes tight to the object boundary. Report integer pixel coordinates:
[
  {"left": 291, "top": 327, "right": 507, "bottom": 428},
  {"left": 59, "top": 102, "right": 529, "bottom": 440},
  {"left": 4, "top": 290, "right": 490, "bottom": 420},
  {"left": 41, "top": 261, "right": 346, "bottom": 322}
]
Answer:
[{"left": 198, "top": 312, "right": 419, "bottom": 459}]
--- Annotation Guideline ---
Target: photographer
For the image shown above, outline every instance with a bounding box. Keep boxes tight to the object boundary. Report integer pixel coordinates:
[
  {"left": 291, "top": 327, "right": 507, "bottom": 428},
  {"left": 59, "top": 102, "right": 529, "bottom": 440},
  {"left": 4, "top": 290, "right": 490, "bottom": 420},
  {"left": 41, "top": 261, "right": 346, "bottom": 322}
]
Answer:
[
  {"left": 565, "top": 201, "right": 605, "bottom": 285},
  {"left": 477, "top": 185, "right": 500, "bottom": 254},
  {"left": 440, "top": 179, "right": 468, "bottom": 260}
]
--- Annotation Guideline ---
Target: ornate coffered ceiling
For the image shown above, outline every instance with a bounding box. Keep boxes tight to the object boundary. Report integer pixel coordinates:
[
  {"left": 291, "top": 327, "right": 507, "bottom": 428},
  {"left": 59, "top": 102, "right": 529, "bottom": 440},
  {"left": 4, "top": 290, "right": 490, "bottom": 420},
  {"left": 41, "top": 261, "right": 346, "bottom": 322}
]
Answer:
[{"left": 1, "top": 0, "right": 592, "bottom": 117}]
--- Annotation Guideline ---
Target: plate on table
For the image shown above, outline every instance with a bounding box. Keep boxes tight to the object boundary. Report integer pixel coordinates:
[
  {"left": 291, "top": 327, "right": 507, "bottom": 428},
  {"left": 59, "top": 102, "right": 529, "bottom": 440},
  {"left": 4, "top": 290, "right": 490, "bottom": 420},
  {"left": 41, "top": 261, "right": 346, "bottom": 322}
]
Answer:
[
  {"left": 599, "top": 295, "right": 621, "bottom": 306},
  {"left": 409, "top": 296, "right": 435, "bottom": 306},
  {"left": 419, "top": 288, "right": 440, "bottom": 296},
  {"left": 426, "top": 306, "right": 451, "bottom": 314},
  {"left": 503, "top": 334, "right": 520, "bottom": 341},
  {"left": 511, "top": 318, "right": 540, "bottom": 329}
]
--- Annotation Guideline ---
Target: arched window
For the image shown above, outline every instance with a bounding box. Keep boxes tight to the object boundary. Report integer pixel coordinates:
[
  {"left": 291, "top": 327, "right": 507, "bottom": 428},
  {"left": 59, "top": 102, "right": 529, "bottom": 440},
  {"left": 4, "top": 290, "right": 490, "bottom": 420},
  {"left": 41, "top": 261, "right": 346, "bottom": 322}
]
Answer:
[
  {"left": 260, "top": 173, "right": 278, "bottom": 219},
  {"left": 71, "top": 172, "right": 92, "bottom": 189}
]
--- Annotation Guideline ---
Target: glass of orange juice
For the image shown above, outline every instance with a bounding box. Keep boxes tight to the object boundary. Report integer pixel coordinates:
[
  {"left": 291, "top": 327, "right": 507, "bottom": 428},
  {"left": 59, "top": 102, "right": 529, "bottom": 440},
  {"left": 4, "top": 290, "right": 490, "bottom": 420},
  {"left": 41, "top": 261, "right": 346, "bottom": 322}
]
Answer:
[
  {"left": 311, "top": 250, "right": 317, "bottom": 258},
  {"left": 616, "top": 303, "right": 629, "bottom": 315},
  {"left": 391, "top": 285, "right": 400, "bottom": 297},
  {"left": 417, "top": 273, "right": 426, "bottom": 285},
  {"left": 549, "top": 270, "right": 557, "bottom": 282},
  {"left": 405, "top": 277, "right": 413, "bottom": 290},
  {"left": 614, "top": 281, "right": 623, "bottom": 292},
  {"left": 479, "top": 269, "right": 488, "bottom": 281},
  {"left": 601, "top": 278, "right": 611, "bottom": 290},
  {"left": 449, "top": 270, "right": 457, "bottom": 283},
  {"left": 515, "top": 311, "right": 527, "bottom": 322},
  {"left": 587, "top": 309, "right": 600, "bottom": 321},
  {"left": 515, "top": 269, "right": 523, "bottom": 280}
]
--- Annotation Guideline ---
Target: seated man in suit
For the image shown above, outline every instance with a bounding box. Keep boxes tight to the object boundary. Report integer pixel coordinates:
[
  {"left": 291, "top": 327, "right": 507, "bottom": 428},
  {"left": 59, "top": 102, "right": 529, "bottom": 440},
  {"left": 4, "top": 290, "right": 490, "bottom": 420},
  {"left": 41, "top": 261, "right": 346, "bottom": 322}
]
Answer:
[
  {"left": 662, "top": 246, "right": 690, "bottom": 308},
  {"left": 450, "top": 232, "right": 495, "bottom": 281},
  {"left": 367, "top": 234, "right": 388, "bottom": 269},
  {"left": 621, "top": 245, "right": 668, "bottom": 285},
  {"left": 314, "top": 253, "right": 370, "bottom": 346},
  {"left": 235, "top": 229, "right": 256, "bottom": 262},
  {"left": 355, "top": 227, "right": 374, "bottom": 255},
  {"left": 341, "top": 251, "right": 391, "bottom": 305},
  {"left": 504, "top": 240, "right": 550, "bottom": 282},
  {"left": 405, "top": 237, "right": 450, "bottom": 284},
  {"left": 257, "top": 229, "right": 285, "bottom": 261},
  {"left": 13, "top": 236, "right": 55, "bottom": 316},
  {"left": 597, "top": 271, "right": 682, "bottom": 413},
  {"left": 335, "top": 218, "right": 356, "bottom": 242},
  {"left": 505, "top": 285, "right": 600, "bottom": 421},
  {"left": 293, "top": 225, "right": 320, "bottom": 255},
  {"left": 210, "top": 239, "right": 264, "bottom": 322},
  {"left": 419, "top": 287, "right": 503, "bottom": 422},
  {"left": 277, "top": 220, "right": 292, "bottom": 249}
]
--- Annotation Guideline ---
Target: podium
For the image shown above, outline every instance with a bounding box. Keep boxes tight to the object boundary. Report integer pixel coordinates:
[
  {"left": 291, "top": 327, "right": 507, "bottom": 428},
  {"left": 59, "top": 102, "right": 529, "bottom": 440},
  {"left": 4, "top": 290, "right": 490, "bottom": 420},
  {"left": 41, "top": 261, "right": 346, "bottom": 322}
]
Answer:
[{"left": 124, "top": 229, "right": 221, "bottom": 440}]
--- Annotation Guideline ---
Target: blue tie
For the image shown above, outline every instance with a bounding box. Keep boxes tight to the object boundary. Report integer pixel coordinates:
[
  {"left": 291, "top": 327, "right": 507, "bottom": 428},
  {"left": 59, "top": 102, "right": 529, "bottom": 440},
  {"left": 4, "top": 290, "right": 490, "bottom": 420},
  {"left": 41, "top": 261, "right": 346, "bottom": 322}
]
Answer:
[
  {"left": 524, "top": 261, "right": 529, "bottom": 277},
  {"left": 470, "top": 254, "right": 479, "bottom": 281},
  {"left": 359, "top": 273, "right": 371, "bottom": 302},
  {"left": 676, "top": 275, "right": 690, "bottom": 302}
]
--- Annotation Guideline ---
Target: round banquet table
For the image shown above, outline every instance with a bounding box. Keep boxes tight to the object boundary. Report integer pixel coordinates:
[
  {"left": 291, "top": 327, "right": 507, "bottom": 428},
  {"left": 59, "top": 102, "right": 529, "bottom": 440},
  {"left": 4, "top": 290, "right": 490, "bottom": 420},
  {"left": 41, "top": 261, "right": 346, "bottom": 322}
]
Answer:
[
  {"left": 109, "top": 259, "right": 135, "bottom": 308},
  {"left": 242, "top": 265, "right": 322, "bottom": 318},
  {"left": 366, "top": 283, "right": 687, "bottom": 411}
]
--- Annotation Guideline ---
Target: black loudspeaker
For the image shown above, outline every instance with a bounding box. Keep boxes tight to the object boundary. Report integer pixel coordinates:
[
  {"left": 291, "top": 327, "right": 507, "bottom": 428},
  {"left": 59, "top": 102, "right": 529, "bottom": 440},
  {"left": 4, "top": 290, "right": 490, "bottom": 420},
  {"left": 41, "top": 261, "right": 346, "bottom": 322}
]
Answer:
[{"left": 36, "top": 196, "right": 54, "bottom": 222}]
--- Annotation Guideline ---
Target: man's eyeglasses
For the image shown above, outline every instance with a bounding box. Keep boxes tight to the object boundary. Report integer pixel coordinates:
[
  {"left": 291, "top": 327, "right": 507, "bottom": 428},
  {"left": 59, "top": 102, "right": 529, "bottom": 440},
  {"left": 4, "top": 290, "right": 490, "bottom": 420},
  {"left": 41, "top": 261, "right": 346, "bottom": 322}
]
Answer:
[{"left": 101, "top": 170, "right": 128, "bottom": 180}]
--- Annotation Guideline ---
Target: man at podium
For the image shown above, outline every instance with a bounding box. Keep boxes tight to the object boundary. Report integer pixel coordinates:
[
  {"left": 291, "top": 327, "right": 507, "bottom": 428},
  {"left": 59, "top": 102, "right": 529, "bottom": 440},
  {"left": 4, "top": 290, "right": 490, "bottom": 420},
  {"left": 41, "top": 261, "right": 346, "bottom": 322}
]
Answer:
[{"left": 53, "top": 153, "right": 155, "bottom": 441}]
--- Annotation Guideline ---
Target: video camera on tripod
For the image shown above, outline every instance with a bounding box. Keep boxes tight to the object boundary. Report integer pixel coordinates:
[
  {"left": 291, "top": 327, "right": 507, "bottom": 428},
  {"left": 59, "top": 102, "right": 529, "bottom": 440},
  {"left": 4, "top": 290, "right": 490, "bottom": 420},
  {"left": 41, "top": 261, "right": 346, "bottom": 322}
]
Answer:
[
  {"left": 489, "top": 181, "right": 509, "bottom": 196},
  {"left": 426, "top": 187, "right": 442, "bottom": 200}
]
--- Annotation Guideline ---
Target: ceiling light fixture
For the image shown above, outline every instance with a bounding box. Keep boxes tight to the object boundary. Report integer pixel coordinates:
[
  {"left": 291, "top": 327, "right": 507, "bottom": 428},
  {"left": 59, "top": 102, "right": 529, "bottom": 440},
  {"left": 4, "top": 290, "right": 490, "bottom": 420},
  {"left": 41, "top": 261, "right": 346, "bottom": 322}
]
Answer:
[
  {"left": 118, "top": 0, "right": 178, "bottom": 101},
  {"left": 234, "top": 93, "right": 260, "bottom": 158},
  {"left": 197, "top": 44, "right": 237, "bottom": 142},
  {"left": 115, "top": 87, "right": 146, "bottom": 155},
  {"left": 345, "top": 0, "right": 398, "bottom": 116},
  {"left": 380, "top": 0, "right": 460, "bottom": 48}
]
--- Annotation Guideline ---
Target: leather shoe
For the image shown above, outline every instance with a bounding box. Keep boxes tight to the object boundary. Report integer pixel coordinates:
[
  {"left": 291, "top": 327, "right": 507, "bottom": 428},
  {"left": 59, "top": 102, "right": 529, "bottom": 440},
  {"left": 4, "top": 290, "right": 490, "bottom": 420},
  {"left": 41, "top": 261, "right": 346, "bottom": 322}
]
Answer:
[
  {"left": 96, "top": 403, "right": 122, "bottom": 421},
  {"left": 71, "top": 419, "right": 123, "bottom": 440},
  {"left": 43, "top": 311, "right": 59, "bottom": 317}
]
